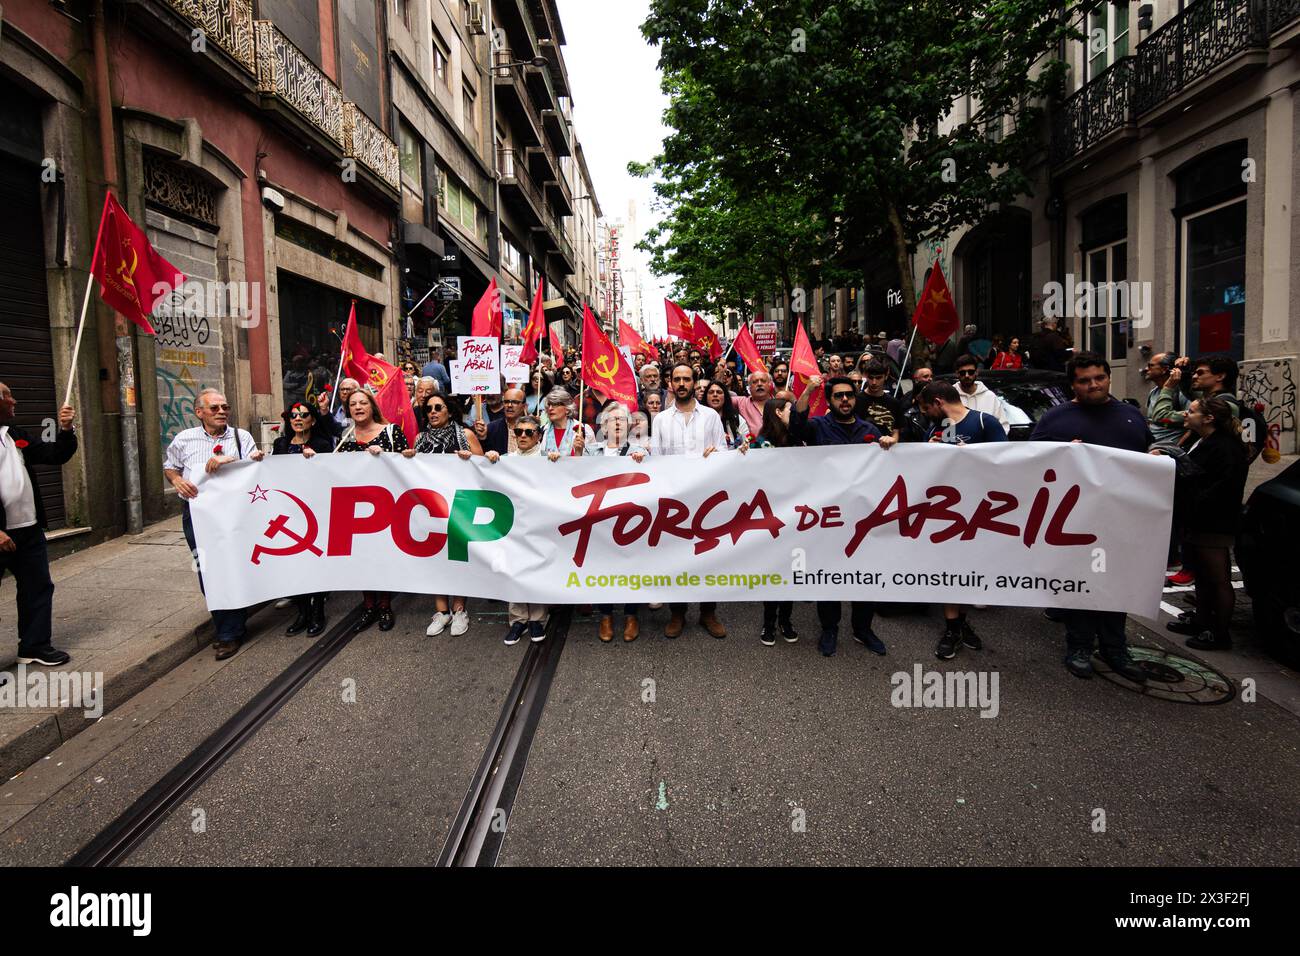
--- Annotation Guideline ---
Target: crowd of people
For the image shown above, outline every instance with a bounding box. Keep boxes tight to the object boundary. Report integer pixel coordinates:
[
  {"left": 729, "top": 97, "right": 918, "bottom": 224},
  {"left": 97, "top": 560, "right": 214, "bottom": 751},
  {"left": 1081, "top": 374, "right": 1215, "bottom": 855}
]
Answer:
[{"left": 1, "top": 327, "right": 1259, "bottom": 686}]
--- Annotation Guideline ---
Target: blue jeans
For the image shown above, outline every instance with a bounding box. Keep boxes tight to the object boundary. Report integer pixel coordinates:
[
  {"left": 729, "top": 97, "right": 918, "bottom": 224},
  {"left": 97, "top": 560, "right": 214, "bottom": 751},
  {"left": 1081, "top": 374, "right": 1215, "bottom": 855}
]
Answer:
[
  {"left": 182, "top": 504, "right": 247, "bottom": 644},
  {"left": 0, "top": 525, "right": 55, "bottom": 654}
]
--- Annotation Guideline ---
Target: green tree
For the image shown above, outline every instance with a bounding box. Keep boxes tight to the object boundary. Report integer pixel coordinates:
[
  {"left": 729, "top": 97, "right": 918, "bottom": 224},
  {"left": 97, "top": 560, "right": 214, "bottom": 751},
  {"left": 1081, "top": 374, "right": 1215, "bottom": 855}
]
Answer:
[{"left": 641, "top": 0, "right": 1079, "bottom": 317}]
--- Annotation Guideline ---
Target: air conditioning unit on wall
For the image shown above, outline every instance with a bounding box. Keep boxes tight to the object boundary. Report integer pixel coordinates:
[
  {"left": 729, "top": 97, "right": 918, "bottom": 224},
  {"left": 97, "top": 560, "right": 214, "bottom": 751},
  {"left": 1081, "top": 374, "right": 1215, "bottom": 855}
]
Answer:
[{"left": 465, "top": 2, "right": 487, "bottom": 35}]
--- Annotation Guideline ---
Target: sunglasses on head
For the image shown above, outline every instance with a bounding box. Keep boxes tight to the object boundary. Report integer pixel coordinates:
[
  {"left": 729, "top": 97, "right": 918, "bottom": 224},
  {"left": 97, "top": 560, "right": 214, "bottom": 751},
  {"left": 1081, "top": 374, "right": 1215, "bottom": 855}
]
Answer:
[{"left": 514, "top": 428, "right": 538, "bottom": 437}]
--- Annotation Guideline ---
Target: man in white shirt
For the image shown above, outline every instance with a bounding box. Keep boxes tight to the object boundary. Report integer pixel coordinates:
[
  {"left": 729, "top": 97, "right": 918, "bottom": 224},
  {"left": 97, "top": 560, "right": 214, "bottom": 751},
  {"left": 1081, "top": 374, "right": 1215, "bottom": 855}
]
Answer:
[
  {"left": 953, "top": 354, "right": 1010, "bottom": 430},
  {"left": 649, "top": 363, "right": 729, "bottom": 640},
  {"left": 0, "top": 382, "right": 78, "bottom": 666},
  {"left": 163, "top": 389, "right": 264, "bottom": 660}
]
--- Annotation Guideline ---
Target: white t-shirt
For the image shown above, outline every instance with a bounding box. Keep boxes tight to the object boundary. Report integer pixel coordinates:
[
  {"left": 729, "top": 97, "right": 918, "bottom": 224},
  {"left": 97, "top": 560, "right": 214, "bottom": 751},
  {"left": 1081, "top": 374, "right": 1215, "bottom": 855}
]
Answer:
[{"left": 0, "top": 426, "right": 38, "bottom": 531}]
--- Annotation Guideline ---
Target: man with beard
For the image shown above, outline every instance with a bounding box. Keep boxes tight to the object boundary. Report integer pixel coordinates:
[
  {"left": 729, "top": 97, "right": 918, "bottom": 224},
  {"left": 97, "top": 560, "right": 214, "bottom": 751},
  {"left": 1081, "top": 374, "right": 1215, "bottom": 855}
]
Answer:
[
  {"left": 770, "top": 360, "right": 791, "bottom": 391},
  {"left": 790, "top": 375, "right": 892, "bottom": 657},
  {"left": 649, "top": 363, "right": 730, "bottom": 640}
]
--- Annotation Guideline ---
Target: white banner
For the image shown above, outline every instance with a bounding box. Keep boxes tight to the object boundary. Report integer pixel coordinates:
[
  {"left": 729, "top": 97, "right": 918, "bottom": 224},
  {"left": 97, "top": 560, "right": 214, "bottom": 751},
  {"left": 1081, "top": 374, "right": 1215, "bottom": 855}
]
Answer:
[{"left": 189, "top": 444, "right": 1174, "bottom": 616}]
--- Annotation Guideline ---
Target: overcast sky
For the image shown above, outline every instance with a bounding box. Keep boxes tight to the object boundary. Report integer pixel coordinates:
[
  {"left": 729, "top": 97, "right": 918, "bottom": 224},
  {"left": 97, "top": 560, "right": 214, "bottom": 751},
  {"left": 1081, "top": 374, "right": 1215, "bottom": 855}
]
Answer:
[{"left": 556, "top": 0, "right": 671, "bottom": 338}]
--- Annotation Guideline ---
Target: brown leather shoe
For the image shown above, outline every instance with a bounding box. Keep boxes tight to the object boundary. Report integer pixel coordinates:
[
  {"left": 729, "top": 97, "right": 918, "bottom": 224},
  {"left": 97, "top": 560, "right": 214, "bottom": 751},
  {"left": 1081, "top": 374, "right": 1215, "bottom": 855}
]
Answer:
[
  {"left": 623, "top": 616, "right": 639, "bottom": 642},
  {"left": 598, "top": 615, "right": 614, "bottom": 642},
  {"left": 215, "top": 639, "right": 241, "bottom": 661},
  {"left": 700, "top": 612, "right": 727, "bottom": 639},
  {"left": 665, "top": 614, "right": 685, "bottom": 639}
]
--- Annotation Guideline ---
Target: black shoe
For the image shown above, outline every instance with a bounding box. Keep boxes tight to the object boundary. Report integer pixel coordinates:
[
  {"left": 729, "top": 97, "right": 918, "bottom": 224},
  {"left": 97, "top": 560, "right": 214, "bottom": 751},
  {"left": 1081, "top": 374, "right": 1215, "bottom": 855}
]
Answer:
[
  {"left": 959, "top": 620, "right": 981, "bottom": 650},
  {"left": 353, "top": 607, "right": 380, "bottom": 634},
  {"left": 759, "top": 626, "right": 776, "bottom": 646},
  {"left": 285, "top": 609, "right": 312, "bottom": 636},
  {"left": 214, "top": 639, "right": 241, "bottom": 661},
  {"left": 17, "top": 646, "right": 71, "bottom": 666},
  {"left": 377, "top": 608, "right": 395, "bottom": 632},
  {"left": 1043, "top": 608, "right": 1066, "bottom": 623},
  {"left": 779, "top": 621, "right": 798, "bottom": 643},
  {"left": 1064, "top": 649, "right": 1094, "bottom": 679},
  {"left": 1101, "top": 652, "right": 1148, "bottom": 683},
  {"left": 817, "top": 629, "right": 837, "bottom": 657},
  {"left": 935, "top": 628, "right": 960, "bottom": 660},
  {"left": 307, "top": 600, "right": 327, "bottom": 636},
  {"left": 853, "top": 629, "right": 887, "bottom": 655},
  {"left": 1165, "top": 618, "right": 1202, "bottom": 636},
  {"left": 1186, "top": 632, "right": 1233, "bottom": 652},
  {"left": 504, "top": 621, "right": 527, "bottom": 646}
]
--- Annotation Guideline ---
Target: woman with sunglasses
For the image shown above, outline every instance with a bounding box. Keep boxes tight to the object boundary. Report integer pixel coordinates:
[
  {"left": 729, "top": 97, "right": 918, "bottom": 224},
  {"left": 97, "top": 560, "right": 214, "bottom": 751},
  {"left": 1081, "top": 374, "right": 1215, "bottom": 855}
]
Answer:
[
  {"left": 271, "top": 402, "right": 334, "bottom": 636},
  {"left": 540, "top": 387, "right": 593, "bottom": 459},
  {"left": 335, "top": 389, "right": 408, "bottom": 632},
  {"left": 404, "top": 393, "right": 483, "bottom": 638},
  {"left": 557, "top": 363, "right": 579, "bottom": 395},
  {"left": 483, "top": 415, "right": 555, "bottom": 645}
]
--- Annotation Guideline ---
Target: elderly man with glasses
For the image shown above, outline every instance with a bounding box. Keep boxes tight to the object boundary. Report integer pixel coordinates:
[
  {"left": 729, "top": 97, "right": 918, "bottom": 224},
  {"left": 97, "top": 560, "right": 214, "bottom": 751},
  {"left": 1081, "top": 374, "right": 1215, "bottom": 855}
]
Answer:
[
  {"left": 163, "top": 389, "right": 265, "bottom": 660},
  {"left": 473, "top": 387, "right": 528, "bottom": 455}
]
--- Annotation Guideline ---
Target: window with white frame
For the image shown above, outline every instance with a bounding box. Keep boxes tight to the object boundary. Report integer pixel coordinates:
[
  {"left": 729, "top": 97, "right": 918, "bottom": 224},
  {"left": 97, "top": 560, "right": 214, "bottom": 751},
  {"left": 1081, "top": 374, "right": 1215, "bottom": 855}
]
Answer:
[{"left": 1086, "top": 2, "right": 1130, "bottom": 82}]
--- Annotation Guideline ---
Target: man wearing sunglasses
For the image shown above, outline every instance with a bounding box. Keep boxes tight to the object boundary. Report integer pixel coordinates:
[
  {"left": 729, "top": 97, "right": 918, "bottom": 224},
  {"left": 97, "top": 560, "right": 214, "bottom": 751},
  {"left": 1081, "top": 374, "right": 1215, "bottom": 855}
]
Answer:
[
  {"left": 791, "top": 374, "right": 894, "bottom": 657},
  {"left": 473, "top": 387, "right": 527, "bottom": 455},
  {"left": 164, "top": 389, "right": 264, "bottom": 660},
  {"left": 953, "top": 354, "right": 1010, "bottom": 431}
]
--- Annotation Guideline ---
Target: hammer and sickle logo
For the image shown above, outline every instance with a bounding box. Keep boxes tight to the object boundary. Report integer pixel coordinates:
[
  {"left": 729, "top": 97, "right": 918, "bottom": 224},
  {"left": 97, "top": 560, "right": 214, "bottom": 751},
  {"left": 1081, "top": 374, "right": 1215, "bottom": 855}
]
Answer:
[
  {"left": 250, "top": 490, "right": 324, "bottom": 565},
  {"left": 117, "top": 240, "right": 139, "bottom": 290},
  {"left": 369, "top": 367, "right": 387, "bottom": 388},
  {"left": 592, "top": 351, "right": 620, "bottom": 383}
]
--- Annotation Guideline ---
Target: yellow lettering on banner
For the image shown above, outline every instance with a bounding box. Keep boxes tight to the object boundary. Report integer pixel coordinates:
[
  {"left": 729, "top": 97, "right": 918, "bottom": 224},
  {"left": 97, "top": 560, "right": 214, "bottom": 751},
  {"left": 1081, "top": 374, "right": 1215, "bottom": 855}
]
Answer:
[{"left": 566, "top": 572, "right": 580, "bottom": 588}]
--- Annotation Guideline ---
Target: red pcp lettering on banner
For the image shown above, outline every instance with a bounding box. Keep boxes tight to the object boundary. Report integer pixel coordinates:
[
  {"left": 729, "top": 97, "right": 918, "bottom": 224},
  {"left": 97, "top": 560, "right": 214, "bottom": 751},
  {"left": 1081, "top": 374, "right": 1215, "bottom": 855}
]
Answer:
[
  {"left": 328, "top": 485, "right": 394, "bottom": 556},
  {"left": 843, "top": 473, "right": 1097, "bottom": 556},
  {"left": 391, "top": 488, "right": 450, "bottom": 556},
  {"left": 559, "top": 474, "right": 786, "bottom": 566}
]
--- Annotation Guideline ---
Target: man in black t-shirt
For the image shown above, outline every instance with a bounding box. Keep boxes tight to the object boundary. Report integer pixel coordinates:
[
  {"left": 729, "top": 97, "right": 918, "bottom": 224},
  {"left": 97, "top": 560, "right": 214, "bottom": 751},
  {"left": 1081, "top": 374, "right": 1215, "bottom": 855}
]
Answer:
[{"left": 856, "top": 361, "right": 907, "bottom": 441}]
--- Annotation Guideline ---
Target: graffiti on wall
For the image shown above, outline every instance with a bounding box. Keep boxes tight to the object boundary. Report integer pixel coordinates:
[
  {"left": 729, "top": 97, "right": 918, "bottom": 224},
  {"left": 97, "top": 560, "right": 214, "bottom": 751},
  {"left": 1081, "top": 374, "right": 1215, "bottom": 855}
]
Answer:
[{"left": 1239, "top": 358, "right": 1297, "bottom": 453}]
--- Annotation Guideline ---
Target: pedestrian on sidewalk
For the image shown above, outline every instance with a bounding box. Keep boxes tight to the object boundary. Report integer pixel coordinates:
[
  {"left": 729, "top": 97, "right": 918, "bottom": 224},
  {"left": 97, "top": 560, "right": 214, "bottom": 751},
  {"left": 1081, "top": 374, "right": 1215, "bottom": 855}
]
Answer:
[
  {"left": 1158, "top": 396, "right": 1248, "bottom": 652},
  {"left": 164, "top": 388, "right": 264, "bottom": 660},
  {"left": 1030, "top": 352, "right": 1152, "bottom": 683},
  {"left": 403, "top": 393, "right": 480, "bottom": 639},
  {"left": 271, "top": 401, "right": 332, "bottom": 637},
  {"left": 0, "top": 382, "right": 77, "bottom": 667},
  {"left": 336, "top": 388, "right": 408, "bottom": 634}
]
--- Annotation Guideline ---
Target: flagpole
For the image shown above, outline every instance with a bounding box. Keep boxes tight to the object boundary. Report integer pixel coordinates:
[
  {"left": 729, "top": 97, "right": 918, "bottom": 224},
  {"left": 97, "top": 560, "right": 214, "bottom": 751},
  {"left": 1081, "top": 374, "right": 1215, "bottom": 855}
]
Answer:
[
  {"left": 328, "top": 343, "right": 347, "bottom": 413},
  {"left": 62, "top": 192, "right": 114, "bottom": 409},
  {"left": 893, "top": 326, "right": 919, "bottom": 398}
]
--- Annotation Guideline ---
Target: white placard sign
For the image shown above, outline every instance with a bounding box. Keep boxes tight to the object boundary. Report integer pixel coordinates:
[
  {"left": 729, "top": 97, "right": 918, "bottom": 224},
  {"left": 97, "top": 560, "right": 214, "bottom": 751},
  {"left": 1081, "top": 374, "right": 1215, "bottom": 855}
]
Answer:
[
  {"left": 501, "top": 345, "right": 529, "bottom": 384},
  {"left": 454, "top": 336, "right": 500, "bottom": 394}
]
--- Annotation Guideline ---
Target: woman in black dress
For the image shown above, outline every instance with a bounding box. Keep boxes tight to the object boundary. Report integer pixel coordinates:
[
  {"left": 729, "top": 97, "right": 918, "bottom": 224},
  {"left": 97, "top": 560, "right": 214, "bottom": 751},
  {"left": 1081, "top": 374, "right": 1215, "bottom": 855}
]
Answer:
[
  {"left": 272, "top": 401, "right": 334, "bottom": 636},
  {"left": 336, "top": 389, "right": 409, "bottom": 633}
]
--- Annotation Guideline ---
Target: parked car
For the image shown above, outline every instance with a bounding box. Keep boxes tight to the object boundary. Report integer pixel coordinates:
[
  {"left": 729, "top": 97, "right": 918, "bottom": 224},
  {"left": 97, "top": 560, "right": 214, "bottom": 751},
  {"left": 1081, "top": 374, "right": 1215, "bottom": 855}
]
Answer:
[
  {"left": 922, "top": 369, "right": 1072, "bottom": 440},
  {"left": 1235, "top": 458, "right": 1300, "bottom": 668}
]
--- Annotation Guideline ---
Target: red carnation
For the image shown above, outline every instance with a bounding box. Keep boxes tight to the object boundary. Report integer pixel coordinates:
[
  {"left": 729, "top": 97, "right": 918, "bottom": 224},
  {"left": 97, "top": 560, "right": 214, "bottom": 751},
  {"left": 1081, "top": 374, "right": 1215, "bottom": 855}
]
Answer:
[
  {"left": 212, "top": 444, "right": 223, "bottom": 455},
  {"left": 14, "top": 438, "right": 29, "bottom": 449},
  {"left": 863, "top": 434, "right": 877, "bottom": 443}
]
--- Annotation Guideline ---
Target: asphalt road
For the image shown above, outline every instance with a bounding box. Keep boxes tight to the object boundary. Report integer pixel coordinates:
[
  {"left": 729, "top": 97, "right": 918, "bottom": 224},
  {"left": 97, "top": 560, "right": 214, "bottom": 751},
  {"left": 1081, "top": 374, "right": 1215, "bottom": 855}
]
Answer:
[{"left": 2, "top": 596, "right": 1297, "bottom": 867}]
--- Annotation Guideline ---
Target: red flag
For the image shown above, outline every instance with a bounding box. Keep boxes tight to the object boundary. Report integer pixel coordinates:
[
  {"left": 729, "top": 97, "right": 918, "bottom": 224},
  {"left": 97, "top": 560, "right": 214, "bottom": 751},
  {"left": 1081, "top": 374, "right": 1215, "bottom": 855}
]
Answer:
[
  {"left": 912, "top": 262, "right": 960, "bottom": 346},
  {"left": 618, "top": 318, "right": 659, "bottom": 362},
  {"left": 90, "top": 192, "right": 186, "bottom": 335},
  {"left": 691, "top": 314, "right": 723, "bottom": 362},
  {"left": 731, "top": 323, "right": 767, "bottom": 374},
  {"left": 549, "top": 319, "right": 564, "bottom": 363},
  {"left": 340, "top": 302, "right": 419, "bottom": 443},
  {"left": 581, "top": 303, "right": 637, "bottom": 412},
  {"left": 664, "top": 298, "right": 694, "bottom": 340},
  {"left": 790, "top": 318, "right": 827, "bottom": 416},
  {"left": 519, "top": 279, "right": 546, "bottom": 364},
  {"left": 471, "top": 278, "right": 503, "bottom": 338}
]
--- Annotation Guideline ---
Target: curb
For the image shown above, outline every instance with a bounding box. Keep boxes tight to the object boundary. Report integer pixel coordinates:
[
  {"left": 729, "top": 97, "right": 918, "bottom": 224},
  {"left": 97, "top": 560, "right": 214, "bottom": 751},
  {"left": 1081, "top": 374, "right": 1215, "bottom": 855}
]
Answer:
[{"left": 0, "top": 604, "right": 268, "bottom": 784}]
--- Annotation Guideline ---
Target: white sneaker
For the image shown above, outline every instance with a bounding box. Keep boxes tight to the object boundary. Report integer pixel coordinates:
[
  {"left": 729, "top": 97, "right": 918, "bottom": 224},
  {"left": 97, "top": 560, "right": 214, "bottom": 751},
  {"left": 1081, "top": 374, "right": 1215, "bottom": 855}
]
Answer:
[
  {"left": 426, "top": 612, "right": 451, "bottom": 636},
  {"left": 450, "top": 610, "right": 470, "bottom": 636}
]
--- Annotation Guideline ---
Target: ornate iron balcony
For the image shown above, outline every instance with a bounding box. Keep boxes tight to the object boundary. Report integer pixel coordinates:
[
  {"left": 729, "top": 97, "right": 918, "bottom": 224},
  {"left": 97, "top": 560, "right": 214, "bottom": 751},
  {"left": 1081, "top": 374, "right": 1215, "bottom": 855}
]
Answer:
[
  {"left": 255, "top": 20, "right": 346, "bottom": 147},
  {"left": 345, "top": 104, "right": 400, "bottom": 192},
  {"left": 162, "top": 0, "right": 255, "bottom": 73},
  {"left": 1270, "top": 0, "right": 1300, "bottom": 31},
  {"left": 1051, "top": 56, "right": 1134, "bottom": 166},
  {"left": 1132, "top": 0, "right": 1268, "bottom": 115}
]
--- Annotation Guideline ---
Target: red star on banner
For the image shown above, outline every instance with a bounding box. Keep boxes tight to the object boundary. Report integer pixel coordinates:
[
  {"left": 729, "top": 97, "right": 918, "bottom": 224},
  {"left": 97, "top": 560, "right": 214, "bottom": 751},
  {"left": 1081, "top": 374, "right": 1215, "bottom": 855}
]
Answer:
[{"left": 248, "top": 485, "right": 271, "bottom": 503}]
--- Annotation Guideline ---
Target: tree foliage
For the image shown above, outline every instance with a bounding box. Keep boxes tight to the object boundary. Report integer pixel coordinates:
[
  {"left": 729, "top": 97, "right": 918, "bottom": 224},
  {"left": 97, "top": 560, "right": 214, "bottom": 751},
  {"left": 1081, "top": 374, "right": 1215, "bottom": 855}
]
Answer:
[{"left": 637, "top": 0, "right": 1080, "bottom": 317}]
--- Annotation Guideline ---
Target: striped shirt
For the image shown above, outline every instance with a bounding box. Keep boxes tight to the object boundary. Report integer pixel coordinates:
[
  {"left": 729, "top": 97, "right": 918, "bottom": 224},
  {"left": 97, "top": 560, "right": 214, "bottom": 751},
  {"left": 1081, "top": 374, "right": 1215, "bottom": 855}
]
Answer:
[{"left": 164, "top": 425, "right": 257, "bottom": 479}]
